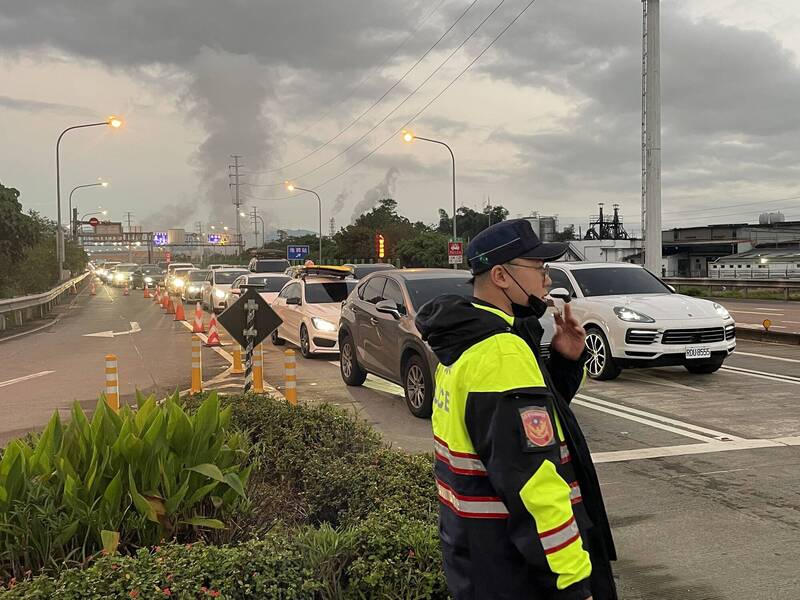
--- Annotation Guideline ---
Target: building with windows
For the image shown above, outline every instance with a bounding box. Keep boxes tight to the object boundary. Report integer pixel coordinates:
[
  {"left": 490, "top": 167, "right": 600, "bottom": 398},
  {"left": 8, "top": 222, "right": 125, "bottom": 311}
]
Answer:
[{"left": 709, "top": 244, "right": 800, "bottom": 278}]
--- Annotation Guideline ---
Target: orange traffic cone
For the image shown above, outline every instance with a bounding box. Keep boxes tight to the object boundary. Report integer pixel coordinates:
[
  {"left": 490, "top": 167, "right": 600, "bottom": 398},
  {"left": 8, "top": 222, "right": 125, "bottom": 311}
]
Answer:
[
  {"left": 205, "top": 314, "right": 221, "bottom": 347},
  {"left": 143, "top": 285, "right": 151, "bottom": 299},
  {"left": 153, "top": 285, "right": 160, "bottom": 302},
  {"left": 174, "top": 297, "right": 186, "bottom": 321},
  {"left": 90, "top": 281, "right": 97, "bottom": 296},
  {"left": 193, "top": 303, "right": 205, "bottom": 333},
  {"left": 167, "top": 295, "right": 176, "bottom": 315},
  {"left": 123, "top": 283, "right": 129, "bottom": 296},
  {"left": 161, "top": 290, "right": 168, "bottom": 310}
]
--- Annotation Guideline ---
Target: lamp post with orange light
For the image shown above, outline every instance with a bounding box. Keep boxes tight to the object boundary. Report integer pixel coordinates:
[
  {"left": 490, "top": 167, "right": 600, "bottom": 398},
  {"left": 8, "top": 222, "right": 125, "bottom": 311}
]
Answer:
[
  {"left": 56, "top": 116, "right": 123, "bottom": 278},
  {"left": 402, "top": 130, "right": 458, "bottom": 268},
  {"left": 69, "top": 181, "right": 108, "bottom": 240},
  {"left": 285, "top": 182, "right": 323, "bottom": 263}
]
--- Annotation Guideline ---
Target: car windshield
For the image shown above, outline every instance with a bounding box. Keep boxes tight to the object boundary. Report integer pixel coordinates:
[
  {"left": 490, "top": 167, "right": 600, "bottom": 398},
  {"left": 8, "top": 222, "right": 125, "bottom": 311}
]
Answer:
[
  {"left": 405, "top": 276, "right": 474, "bottom": 310},
  {"left": 141, "top": 267, "right": 161, "bottom": 274},
  {"left": 570, "top": 267, "right": 671, "bottom": 297},
  {"left": 173, "top": 269, "right": 192, "bottom": 277},
  {"left": 215, "top": 271, "right": 245, "bottom": 284},
  {"left": 305, "top": 281, "right": 358, "bottom": 304},
  {"left": 249, "top": 276, "right": 289, "bottom": 291},
  {"left": 188, "top": 270, "right": 209, "bottom": 281}
]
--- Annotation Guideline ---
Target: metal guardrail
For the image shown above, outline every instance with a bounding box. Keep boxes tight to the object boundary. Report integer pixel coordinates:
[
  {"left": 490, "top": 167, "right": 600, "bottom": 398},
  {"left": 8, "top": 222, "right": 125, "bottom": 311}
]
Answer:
[
  {"left": 0, "top": 272, "right": 91, "bottom": 331},
  {"left": 664, "top": 277, "right": 800, "bottom": 301}
]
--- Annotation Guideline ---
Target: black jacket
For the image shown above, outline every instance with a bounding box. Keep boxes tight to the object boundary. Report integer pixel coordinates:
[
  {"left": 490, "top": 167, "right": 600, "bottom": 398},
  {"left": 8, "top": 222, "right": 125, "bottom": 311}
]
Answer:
[{"left": 417, "top": 296, "right": 617, "bottom": 600}]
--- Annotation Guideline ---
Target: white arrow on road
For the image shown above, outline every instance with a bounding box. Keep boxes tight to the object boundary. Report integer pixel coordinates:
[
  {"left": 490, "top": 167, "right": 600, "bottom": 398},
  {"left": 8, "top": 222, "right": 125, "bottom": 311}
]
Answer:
[{"left": 84, "top": 321, "right": 141, "bottom": 338}]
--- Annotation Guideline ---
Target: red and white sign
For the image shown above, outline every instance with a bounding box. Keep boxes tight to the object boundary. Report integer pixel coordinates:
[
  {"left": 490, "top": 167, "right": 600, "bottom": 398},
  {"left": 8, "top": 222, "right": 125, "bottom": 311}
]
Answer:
[
  {"left": 88, "top": 217, "right": 100, "bottom": 227},
  {"left": 448, "top": 241, "right": 463, "bottom": 265}
]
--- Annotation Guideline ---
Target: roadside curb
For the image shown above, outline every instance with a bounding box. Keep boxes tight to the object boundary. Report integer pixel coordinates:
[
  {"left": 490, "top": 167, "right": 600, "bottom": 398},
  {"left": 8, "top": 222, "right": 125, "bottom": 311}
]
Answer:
[{"left": 735, "top": 327, "right": 800, "bottom": 345}]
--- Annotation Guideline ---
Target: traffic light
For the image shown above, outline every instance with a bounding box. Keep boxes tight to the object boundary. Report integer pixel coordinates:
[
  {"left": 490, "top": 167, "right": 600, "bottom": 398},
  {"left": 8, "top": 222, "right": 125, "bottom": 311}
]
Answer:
[{"left": 375, "top": 233, "right": 385, "bottom": 259}]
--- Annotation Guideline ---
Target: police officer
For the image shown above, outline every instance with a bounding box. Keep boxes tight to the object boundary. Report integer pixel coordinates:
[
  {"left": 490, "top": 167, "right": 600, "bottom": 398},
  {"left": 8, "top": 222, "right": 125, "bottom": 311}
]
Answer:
[{"left": 416, "top": 219, "right": 617, "bottom": 600}]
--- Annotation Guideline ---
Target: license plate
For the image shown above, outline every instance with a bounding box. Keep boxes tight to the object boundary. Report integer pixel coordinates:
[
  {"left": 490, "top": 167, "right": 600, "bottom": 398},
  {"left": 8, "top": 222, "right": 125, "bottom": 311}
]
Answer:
[{"left": 685, "top": 346, "right": 711, "bottom": 359}]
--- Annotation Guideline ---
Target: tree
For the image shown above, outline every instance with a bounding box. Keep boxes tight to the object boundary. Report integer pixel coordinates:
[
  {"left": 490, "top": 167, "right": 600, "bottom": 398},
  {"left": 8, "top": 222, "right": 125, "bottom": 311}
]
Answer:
[
  {"left": 396, "top": 231, "right": 450, "bottom": 268},
  {"left": 437, "top": 204, "right": 509, "bottom": 242},
  {"left": 553, "top": 225, "right": 576, "bottom": 242},
  {"left": 0, "top": 181, "right": 39, "bottom": 267}
]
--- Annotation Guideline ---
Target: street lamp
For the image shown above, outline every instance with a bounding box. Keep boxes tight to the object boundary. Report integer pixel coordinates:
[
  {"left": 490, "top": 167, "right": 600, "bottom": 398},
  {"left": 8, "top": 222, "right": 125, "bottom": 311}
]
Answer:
[
  {"left": 69, "top": 181, "right": 108, "bottom": 239},
  {"left": 403, "top": 130, "right": 457, "bottom": 268},
  {"left": 285, "top": 181, "right": 323, "bottom": 263},
  {"left": 56, "top": 115, "right": 123, "bottom": 278},
  {"left": 253, "top": 214, "right": 266, "bottom": 247}
]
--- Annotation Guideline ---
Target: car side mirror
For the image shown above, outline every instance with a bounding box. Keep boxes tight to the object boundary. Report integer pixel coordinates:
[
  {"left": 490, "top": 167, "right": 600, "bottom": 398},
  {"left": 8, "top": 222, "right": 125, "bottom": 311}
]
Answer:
[
  {"left": 287, "top": 297, "right": 302, "bottom": 306},
  {"left": 667, "top": 285, "right": 676, "bottom": 293},
  {"left": 376, "top": 299, "right": 402, "bottom": 319},
  {"left": 549, "top": 288, "right": 572, "bottom": 303}
]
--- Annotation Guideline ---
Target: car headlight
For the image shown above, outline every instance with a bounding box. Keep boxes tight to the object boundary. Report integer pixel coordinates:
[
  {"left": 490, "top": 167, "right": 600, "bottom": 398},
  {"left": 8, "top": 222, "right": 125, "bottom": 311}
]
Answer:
[
  {"left": 311, "top": 317, "right": 337, "bottom": 332},
  {"left": 214, "top": 289, "right": 226, "bottom": 299},
  {"left": 613, "top": 306, "right": 655, "bottom": 323},
  {"left": 114, "top": 273, "right": 125, "bottom": 281},
  {"left": 144, "top": 276, "right": 153, "bottom": 283},
  {"left": 188, "top": 285, "right": 199, "bottom": 293},
  {"left": 713, "top": 302, "right": 731, "bottom": 320},
  {"left": 174, "top": 278, "right": 185, "bottom": 288}
]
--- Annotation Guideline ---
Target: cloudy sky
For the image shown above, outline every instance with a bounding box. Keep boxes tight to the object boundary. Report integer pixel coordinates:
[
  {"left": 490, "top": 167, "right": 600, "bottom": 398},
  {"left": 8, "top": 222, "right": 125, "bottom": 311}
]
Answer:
[{"left": 2, "top": 0, "right": 799, "bottom": 245}]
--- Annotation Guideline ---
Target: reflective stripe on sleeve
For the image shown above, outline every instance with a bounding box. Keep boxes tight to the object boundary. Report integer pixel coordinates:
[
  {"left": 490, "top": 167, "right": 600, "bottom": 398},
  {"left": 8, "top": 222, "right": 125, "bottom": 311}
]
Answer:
[
  {"left": 434, "top": 435, "right": 487, "bottom": 476},
  {"left": 540, "top": 516, "right": 581, "bottom": 555},
  {"left": 436, "top": 479, "right": 509, "bottom": 519},
  {"left": 560, "top": 442, "right": 571, "bottom": 464}
]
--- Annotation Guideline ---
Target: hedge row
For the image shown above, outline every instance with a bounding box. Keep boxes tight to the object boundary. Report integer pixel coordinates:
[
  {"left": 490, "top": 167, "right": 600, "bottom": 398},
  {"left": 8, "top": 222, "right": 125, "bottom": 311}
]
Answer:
[{"left": 1, "top": 394, "right": 448, "bottom": 599}]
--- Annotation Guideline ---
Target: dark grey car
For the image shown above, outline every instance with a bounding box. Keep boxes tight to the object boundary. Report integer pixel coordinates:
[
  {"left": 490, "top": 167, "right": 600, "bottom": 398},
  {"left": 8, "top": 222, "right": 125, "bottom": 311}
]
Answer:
[{"left": 339, "top": 268, "right": 556, "bottom": 418}]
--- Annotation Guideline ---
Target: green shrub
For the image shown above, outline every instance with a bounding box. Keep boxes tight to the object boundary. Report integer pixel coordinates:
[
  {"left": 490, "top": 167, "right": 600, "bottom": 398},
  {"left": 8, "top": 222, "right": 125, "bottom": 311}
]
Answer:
[{"left": 0, "top": 392, "right": 250, "bottom": 578}]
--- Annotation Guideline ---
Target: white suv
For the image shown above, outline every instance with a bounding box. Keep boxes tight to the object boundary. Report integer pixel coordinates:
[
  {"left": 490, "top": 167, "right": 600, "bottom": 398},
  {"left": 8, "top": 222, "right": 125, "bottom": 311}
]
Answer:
[{"left": 548, "top": 262, "right": 736, "bottom": 380}]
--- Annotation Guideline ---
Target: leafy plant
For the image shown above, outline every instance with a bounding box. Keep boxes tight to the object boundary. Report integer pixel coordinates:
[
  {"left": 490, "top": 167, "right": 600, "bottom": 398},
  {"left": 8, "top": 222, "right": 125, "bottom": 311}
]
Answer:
[{"left": 0, "top": 392, "right": 250, "bottom": 578}]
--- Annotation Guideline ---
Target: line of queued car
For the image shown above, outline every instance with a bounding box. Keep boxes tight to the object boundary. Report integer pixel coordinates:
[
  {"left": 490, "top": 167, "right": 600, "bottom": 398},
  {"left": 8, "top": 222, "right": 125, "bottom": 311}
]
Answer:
[{"left": 95, "top": 258, "right": 736, "bottom": 420}]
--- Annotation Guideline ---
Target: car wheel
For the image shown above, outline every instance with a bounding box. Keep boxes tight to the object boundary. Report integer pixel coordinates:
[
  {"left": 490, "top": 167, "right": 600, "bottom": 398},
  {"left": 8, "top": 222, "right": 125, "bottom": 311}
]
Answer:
[
  {"left": 340, "top": 334, "right": 367, "bottom": 386},
  {"left": 584, "top": 327, "right": 621, "bottom": 381},
  {"left": 271, "top": 328, "right": 285, "bottom": 346},
  {"left": 403, "top": 354, "right": 433, "bottom": 418},
  {"left": 685, "top": 359, "right": 724, "bottom": 375},
  {"left": 299, "top": 324, "right": 313, "bottom": 358}
]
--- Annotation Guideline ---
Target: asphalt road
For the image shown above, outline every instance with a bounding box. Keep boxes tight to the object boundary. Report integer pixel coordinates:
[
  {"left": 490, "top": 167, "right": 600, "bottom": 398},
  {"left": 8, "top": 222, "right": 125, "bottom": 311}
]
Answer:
[
  {"left": 3, "top": 282, "right": 800, "bottom": 598},
  {"left": 717, "top": 297, "right": 800, "bottom": 335}
]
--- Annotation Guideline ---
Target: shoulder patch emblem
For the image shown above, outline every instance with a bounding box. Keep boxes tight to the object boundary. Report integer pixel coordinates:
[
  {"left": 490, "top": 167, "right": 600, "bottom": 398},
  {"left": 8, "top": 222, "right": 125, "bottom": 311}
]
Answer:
[{"left": 519, "top": 407, "right": 555, "bottom": 448}]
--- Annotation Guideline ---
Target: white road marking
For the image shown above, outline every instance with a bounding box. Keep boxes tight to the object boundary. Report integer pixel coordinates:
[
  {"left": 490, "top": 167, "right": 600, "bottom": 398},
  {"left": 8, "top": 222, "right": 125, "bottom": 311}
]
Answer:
[
  {"left": 619, "top": 372, "right": 703, "bottom": 393},
  {"left": 364, "top": 376, "right": 405, "bottom": 397},
  {"left": 0, "top": 370, "right": 55, "bottom": 388},
  {"left": 593, "top": 436, "right": 800, "bottom": 464},
  {"left": 729, "top": 310, "right": 785, "bottom": 316},
  {"left": 83, "top": 321, "right": 141, "bottom": 338},
  {"left": 721, "top": 364, "right": 800, "bottom": 385},
  {"left": 733, "top": 351, "right": 800, "bottom": 364},
  {"left": 178, "top": 320, "right": 233, "bottom": 362},
  {"left": 575, "top": 393, "right": 743, "bottom": 441}
]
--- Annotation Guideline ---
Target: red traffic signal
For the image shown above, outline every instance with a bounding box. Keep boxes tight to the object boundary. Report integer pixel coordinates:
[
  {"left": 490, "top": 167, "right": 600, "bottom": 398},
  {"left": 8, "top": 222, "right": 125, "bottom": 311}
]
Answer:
[
  {"left": 375, "top": 233, "right": 385, "bottom": 259},
  {"left": 88, "top": 217, "right": 100, "bottom": 227}
]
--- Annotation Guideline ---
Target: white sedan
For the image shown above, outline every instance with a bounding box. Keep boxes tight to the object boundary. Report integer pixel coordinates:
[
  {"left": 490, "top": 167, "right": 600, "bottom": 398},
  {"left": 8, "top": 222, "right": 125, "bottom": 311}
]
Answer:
[
  {"left": 547, "top": 262, "right": 736, "bottom": 380},
  {"left": 202, "top": 268, "right": 248, "bottom": 313}
]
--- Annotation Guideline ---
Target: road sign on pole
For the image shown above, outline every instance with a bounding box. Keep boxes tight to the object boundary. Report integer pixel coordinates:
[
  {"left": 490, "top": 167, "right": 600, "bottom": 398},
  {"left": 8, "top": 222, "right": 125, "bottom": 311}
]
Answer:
[
  {"left": 448, "top": 241, "right": 463, "bottom": 265},
  {"left": 287, "top": 245, "right": 310, "bottom": 260},
  {"left": 217, "top": 286, "right": 283, "bottom": 394},
  {"left": 88, "top": 217, "right": 100, "bottom": 227}
]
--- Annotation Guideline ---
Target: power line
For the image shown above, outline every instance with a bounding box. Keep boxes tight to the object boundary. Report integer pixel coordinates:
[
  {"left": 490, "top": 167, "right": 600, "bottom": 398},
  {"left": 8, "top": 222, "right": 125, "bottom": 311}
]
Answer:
[
  {"left": 271, "top": 0, "right": 446, "bottom": 143},
  {"left": 243, "top": 0, "right": 540, "bottom": 203},
  {"left": 662, "top": 193, "right": 800, "bottom": 216},
  {"left": 247, "top": 0, "right": 508, "bottom": 189},
  {"left": 243, "top": 0, "right": 475, "bottom": 177}
]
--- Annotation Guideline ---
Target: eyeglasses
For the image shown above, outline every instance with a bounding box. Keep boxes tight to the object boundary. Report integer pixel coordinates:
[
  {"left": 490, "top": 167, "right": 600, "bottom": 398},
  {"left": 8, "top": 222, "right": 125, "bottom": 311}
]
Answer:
[{"left": 507, "top": 262, "right": 550, "bottom": 278}]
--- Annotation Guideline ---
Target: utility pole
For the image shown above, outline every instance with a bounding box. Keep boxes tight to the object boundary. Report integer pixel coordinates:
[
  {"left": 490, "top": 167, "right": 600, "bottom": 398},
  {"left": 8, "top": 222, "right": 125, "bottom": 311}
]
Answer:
[
  {"left": 229, "top": 155, "right": 243, "bottom": 255},
  {"left": 124, "top": 211, "right": 134, "bottom": 262},
  {"left": 251, "top": 206, "right": 259, "bottom": 247},
  {"left": 329, "top": 217, "right": 336, "bottom": 238},
  {"left": 642, "top": 0, "right": 662, "bottom": 275}
]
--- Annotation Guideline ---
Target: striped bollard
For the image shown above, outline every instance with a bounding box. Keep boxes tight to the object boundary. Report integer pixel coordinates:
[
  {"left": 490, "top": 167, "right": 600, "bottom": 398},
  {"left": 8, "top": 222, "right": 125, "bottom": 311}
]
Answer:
[
  {"left": 284, "top": 349, "right": 297, "bottom": 405},
  {"left": 253, "top": 343, "right": 265, "bottom": 393},
  {"left": 105, "top": 354, "right": 120, "bottom": 412},
  {"left": 232, "top": 346, "right": 244, "bottom": 374},
  {"left": 191, "top": 335, "right": 202, "bottom": 394}
]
